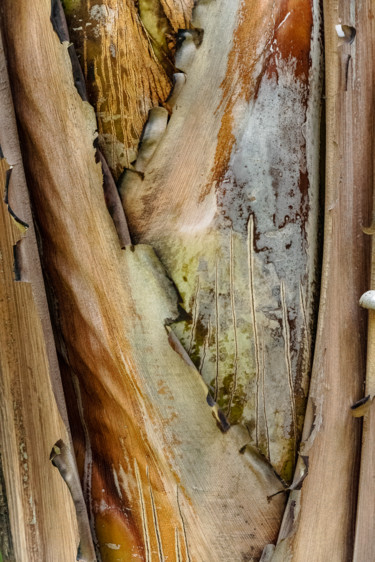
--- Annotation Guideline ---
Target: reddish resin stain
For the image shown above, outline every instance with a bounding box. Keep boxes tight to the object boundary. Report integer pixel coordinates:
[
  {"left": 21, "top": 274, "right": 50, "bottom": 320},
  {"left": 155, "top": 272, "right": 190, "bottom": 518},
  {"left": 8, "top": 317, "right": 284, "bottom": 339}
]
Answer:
[
  {"left": 211, "top": 0, "right": 314, "bottom": 188},
  {"left": 267, "top": 0, "right": 313, "bottom": 80}
]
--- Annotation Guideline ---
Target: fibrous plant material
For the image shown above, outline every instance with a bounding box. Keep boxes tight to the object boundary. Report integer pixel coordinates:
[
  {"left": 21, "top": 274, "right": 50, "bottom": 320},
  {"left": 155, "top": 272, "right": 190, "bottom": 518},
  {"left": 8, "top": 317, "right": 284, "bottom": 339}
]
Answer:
[
  {"left": 62, "top": 0, "right": 194, "bottom": 178},
  {"left": 352, "top": 2, "right": 375, "bottom": 557},
  {"left": 0, "top": 1, "right": 286, "bottom": 559},
  {"left": 50, "top": 440, "right": 96, "bottom": 561},
  {"left": 270, "top": 0, "right": 372, "bottom": 559},
  {"left": 0, "top": 32, "right": 79, "bottom": 561},
  {"left": 122, "top": 0, "right": 322, "bottom": 482}
]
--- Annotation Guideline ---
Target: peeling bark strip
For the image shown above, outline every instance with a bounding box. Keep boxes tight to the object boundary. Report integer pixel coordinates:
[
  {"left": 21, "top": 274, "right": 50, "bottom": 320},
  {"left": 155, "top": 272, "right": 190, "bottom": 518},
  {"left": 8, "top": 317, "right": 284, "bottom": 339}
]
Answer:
[
  {"left": 62, "top": 0, "right": 194, "bottom": 178},
  {"left": 0, "top": 146, "right": 79, "bottom": 562},
  {"left": 96, "top": 149, "right": 131, "bottom": 248},
  {"left": 0, "top": 30, "right": 79, "bottom": 561},
  {"left": 50, "top": 440, "right": 96, "bottom": 561},
  {"left": 352, "top": 4, "right": 375, "bottom": 558},
  {"left": 122, "top": 0, "right": 322, "bottom": 481},
  {"left": 271, "top": 0, "right": 372, "bottom": 559},
  {"left": 1, "top": 0, "right": 286, "bottom": 559}
]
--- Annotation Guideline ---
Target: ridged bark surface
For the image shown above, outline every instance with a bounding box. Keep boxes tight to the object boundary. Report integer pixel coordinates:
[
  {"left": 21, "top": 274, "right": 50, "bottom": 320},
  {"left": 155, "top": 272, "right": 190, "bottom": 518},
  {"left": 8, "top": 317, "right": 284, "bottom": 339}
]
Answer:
[
  {"left": 1, "top": 1, "right": 286, "bottom": 559},
  {"left": 122, "top": 0, "right": 322, "bottom": 482},
  {"left": 271, "top": 0, "right": 371, "bottom": 559},
  {"left": 0, "top": 32, "right": 79, "bottom": 561},
  {"left": 63, "top": 0, "right": 194, "bottom": 178}
]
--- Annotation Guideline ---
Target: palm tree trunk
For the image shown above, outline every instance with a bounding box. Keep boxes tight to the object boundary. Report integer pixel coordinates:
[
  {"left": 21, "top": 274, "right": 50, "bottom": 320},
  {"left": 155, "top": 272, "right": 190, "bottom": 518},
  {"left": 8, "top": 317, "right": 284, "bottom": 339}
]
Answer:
[
  {"left": 0, "top": 32, "right": 80, "bottom": 561},
  {"left": 1, "top": 0, "right": 373, "bottom": 560},
  {"left": 0, "top": 1, "right": 288, "bottom": 559}
]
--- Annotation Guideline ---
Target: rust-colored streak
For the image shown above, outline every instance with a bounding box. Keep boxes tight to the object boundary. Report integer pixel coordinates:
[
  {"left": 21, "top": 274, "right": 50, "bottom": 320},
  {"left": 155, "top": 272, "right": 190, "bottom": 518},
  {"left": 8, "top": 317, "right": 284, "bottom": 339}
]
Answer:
[
  {"left": 267, "top": 0, "right": 313, "bottom": 80},
  {"left": 212, "top": 0, "right": 313, "bottom": 188},
  {"left": 64, "top": 0, "right": 194, "bottom": 179},
  {"left": 1, "top": 4, "right": 189, "bottom": 558},
  {"left": 1, "top": 0, "right": 294, "bottom": 557}
]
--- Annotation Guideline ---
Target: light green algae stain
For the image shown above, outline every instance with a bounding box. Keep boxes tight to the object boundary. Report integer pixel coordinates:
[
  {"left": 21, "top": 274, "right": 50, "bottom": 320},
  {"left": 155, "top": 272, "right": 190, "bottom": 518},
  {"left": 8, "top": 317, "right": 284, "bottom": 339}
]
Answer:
[
  {"left": 154, "top": 224, "right": 309, "bottom": 483},
  {"left": 61, "top": 0, "right": 81, "bottom": 16}
]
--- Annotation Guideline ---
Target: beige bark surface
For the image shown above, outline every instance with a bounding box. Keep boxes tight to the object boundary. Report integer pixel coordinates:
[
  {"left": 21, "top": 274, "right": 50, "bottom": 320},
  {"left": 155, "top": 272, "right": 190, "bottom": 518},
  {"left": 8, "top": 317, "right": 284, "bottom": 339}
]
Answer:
[
  {"left": 271, "top": 0, "right": 372, "bottom": 560},
  {"left": 4, "top": 0, "right": 372, "bottom": 560},
  {"left": 0, "top": 33, "right": 79, "bottom": 561},
  {"left": 352, "top": 3, "right": 375, "bottom": 558},
  {"left": 122, "top": 0, "right": 322, "bottom": 482},
  {"left": 1, "top": 1, "right": 286, "bottom": 559}
]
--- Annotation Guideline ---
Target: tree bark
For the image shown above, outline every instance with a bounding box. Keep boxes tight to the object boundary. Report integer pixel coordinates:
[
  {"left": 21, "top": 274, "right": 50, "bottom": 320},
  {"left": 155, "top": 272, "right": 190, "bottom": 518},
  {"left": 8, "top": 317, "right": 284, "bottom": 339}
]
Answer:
[
  {"left": 1, "top": 0, "right": 373, "bottom": 560},
  {"left": 62, "top": 0, "right": 194, "bottom": 178},
  {"left": 0, "top": 32, "right": 80, "bottom": 561},
  {"left": 272, "top": 1, "right": 371, "bottom": 559},
  {"left": 122, "top": 0, "right": 322, "bottom": 483},
  {"left": 1, "top": 1, "right": 287, "bottom": 559}
]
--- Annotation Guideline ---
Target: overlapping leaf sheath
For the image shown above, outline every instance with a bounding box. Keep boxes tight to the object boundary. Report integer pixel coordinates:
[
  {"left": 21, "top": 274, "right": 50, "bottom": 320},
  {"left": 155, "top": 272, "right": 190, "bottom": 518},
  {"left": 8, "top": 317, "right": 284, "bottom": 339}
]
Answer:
[
  {"left": 352, "top": 6, "right": 375, "bottom": 556},
  {"left": 271, "top": 1, "right": 372, "bottom": 560},
  {"left": 62, "top": 0, "right": 194, "bottom": 178},
  {"left": 1, "top": 1, "right": 286, "bottom": 559},
  {"left": 0, "top": 34, "right": 79, "bottom": 560},
  {"left": 122, "top": 0, "right": 322, "bottom": 481}
]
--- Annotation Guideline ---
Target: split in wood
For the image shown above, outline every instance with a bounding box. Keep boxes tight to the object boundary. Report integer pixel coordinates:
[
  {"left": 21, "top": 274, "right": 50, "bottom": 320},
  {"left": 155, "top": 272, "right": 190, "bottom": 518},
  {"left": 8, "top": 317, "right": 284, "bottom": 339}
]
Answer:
[
  {"left": 96, "top": 149, "right": 132, "bottom": 248},
  {"left": 50, "top": 440, "right": 96, "bottom": 562},
  {"left": 351, "top": 395, "right": 373, "bottom": 418},
  {"left": 335, "top": 24, "right": 356, "bottom": 44},
  {"left": 3, "top": 167, "right": 29, "bottom": 232},
  {"left": 267, "top": 454, "right": 308, "bottom": 500},
  {"left": 166, "top": 326, "right": 230, "bottom": 432}
]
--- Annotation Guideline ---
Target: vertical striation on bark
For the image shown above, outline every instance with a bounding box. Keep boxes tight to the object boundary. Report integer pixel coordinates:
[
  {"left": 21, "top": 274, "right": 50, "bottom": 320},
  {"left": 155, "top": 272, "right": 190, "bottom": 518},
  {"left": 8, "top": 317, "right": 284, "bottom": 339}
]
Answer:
[
  {"left": 351, "top": 1, "right": 375, "bottom": 558},
  {"left": 271, "top": 0, "right": 371, "bottom": 559},
  {"left": 62, "top": 0, "right": 194, "bottom": 179},
  {"left": 1, "top": 1, "right": 286, "bottom": 559},
  {"left": 0, "top": 30, "right": 79, "bottom": 559},
  {"left": 122, "top": 0, "right": 322, "bottom": 482}
]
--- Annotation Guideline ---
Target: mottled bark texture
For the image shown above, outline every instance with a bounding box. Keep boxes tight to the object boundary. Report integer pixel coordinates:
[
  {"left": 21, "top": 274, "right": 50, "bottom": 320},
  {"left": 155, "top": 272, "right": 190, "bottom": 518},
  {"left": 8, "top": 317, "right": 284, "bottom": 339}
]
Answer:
[
  {"left": 122, "top": 0, "right": 322, "bottom": 482},
  {"left": 1, "top": 1, "right": 286, "bottom": 559},
  {"left": 271, "top": 0, "right": 371, "bottom": 559},
  {"left": 62, "top": 0, "right": 194, "bottom": 178}
]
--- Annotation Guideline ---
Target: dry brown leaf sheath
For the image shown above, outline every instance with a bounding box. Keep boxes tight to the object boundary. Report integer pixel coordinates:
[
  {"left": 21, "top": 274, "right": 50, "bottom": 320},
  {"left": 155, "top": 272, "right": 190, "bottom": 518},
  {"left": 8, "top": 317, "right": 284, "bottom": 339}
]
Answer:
[{"left": 1, "top": 1, "right": 286, "bottom": 559}]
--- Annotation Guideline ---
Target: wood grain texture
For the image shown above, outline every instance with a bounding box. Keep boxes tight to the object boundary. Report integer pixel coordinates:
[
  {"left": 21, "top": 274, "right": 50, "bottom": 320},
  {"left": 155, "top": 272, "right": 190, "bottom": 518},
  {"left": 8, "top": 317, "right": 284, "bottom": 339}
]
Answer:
[
  {"left": 353, "top": 310, "right": 375, "bottom": 562},
  {"left": 63, "top": 0, "right": 194, "bottom": 179},
  {"left": 122, "top": 0, "right": 322, "bottom": 482},
  {"left": 352, "top": 2, "right": 375, "bottom": 557},
  {"left": 1, "top": 1, "right": 286, "bottom": 559},
  {"left": 0, "top": 32, "right": 79, "bottom": 560},
  {"left": 271, "top": 0, "right": 372, "bottom": 559}
]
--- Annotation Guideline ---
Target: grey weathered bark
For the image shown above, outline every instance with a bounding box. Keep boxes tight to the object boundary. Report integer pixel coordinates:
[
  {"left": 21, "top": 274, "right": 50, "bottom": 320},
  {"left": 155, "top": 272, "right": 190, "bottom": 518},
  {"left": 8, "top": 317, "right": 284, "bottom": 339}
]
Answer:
[
  {"left": 272, "top": 1, "right": 372, "bottom": 559},
  {"left": 0, "top": 0, "right": 373, "bottom": 560},
  {"left": 121, "top": 0, "right": 322, "bottom": 483}
]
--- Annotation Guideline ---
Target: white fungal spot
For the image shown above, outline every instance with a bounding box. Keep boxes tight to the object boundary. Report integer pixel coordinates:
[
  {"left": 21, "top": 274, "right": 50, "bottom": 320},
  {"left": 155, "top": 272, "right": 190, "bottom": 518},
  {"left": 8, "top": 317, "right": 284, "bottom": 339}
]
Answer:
[
  {"left": 336, "top": 24, "right": 345, "bottom": 38},
  {"left": 105, "top": 543, "right": 121, "bottom": 550},
  {"left": 99, "top": 498, "right": 109, "bottom": 513},
  {"left": 90, "top": 5, "right": 116, "bottom": 37},
  {"left": 29, "top": 495, "right": 36, "bottom": 525},
  {"left": 359, "top": 291, "right": 375, "bottom": 310},
  {"left": 112, "top": 467, "right": 122, "bottom": 499}
]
